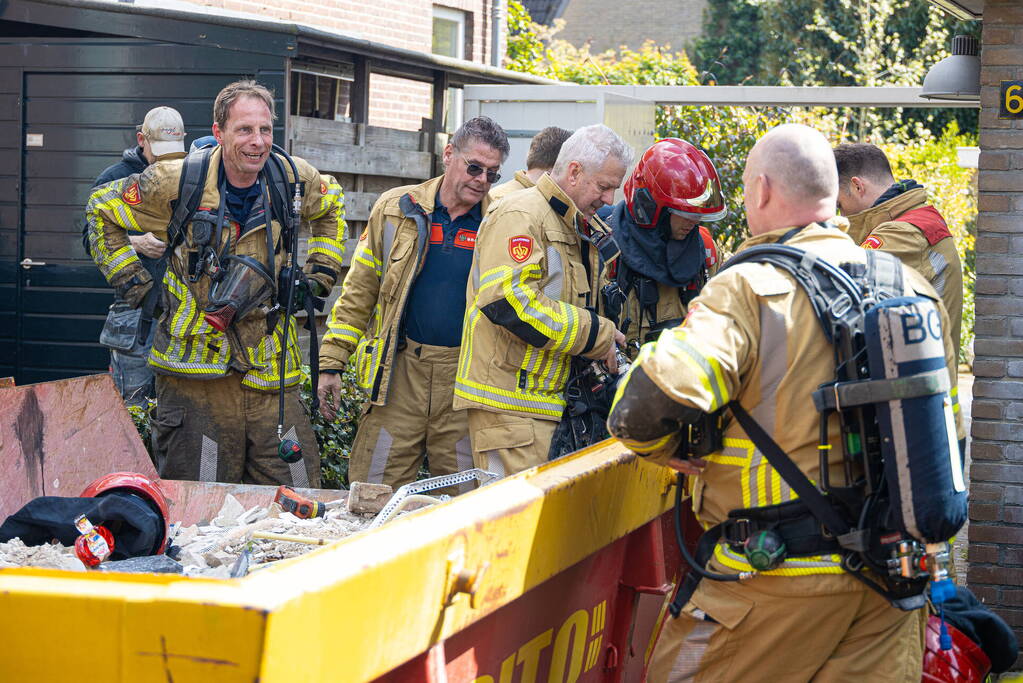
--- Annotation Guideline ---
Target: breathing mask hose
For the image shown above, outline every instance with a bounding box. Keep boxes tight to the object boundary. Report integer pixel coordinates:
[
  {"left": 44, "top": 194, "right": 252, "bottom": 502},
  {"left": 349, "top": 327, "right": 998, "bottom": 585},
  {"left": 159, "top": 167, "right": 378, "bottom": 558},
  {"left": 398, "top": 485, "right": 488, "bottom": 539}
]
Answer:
[
  {"left": 273, "top": 145, "right": 302, "bottom": 447},
  {"left": 673, "top": 472, "right": 743, "bottom": 583}
]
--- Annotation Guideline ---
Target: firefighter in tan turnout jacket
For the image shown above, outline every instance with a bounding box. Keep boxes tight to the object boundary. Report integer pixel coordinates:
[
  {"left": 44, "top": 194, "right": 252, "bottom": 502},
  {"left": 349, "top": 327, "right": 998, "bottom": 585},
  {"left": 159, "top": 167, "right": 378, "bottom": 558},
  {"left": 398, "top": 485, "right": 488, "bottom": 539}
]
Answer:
[
  {"left": 835, "top": 143, "right": 964, "bottom": 355},
  {"left": 318, "top": 118, "right": 509, "bottom": 488},
  {"left": 608, "top": 125, "right": 963, "bottom": 682},
  {"left": 455, "top": 124, "right": 632, "bottom": 477},
  {"left": 86, "top": 81, "right": 346, "bottom": 486}
]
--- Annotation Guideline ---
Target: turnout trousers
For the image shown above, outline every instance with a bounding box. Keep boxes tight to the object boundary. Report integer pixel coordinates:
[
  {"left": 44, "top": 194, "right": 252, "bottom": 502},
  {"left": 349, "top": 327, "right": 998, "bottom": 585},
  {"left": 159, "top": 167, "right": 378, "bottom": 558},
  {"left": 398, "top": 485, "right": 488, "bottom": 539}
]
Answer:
[
  {"left": 153, "top": 372, "right": 320, "bottom": 487},
  {"left": 466, "top": 408, "right": 558, "bottom": 477},
  {"left": 348, "top": 340, "right": 472, "bottom": 489},
  {"left": 647, "top": 572, "right": 924, "bottom": 682}
]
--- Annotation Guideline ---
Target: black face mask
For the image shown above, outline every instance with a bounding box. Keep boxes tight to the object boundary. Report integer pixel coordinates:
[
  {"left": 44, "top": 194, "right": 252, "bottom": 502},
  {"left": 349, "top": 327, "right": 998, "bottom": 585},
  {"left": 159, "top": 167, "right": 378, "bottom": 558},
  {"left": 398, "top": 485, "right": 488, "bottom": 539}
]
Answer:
[{"left": 614, "top": 202, "right": 706, "bottom": 288}]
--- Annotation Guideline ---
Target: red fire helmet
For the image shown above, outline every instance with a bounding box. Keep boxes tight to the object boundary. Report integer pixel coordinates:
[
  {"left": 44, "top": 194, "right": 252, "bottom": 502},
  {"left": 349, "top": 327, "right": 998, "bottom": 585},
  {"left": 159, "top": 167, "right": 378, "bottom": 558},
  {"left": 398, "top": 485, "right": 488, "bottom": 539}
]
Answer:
[
  {"left": 921, "top": 614, "right": 991, "bottom": 683},
  {"left": 624, "top": 138, "right": 726, "bottom": 227},
  {"left": 80, "top": 472, "right": 170, "bottom": 555}
]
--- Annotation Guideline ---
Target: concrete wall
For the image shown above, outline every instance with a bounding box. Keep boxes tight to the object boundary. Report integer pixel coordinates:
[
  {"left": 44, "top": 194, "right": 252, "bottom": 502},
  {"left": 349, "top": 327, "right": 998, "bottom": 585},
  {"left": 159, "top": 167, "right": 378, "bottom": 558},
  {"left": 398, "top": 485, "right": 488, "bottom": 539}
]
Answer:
[
  {"left": 554, "top": 0, "right": 707, "bottom": 54},
  {"left": 968, "top": 0, "right": 1023, "bottom": 664},
  {"left": 184, "top": 0, "right": 495, "bottom": 130}
]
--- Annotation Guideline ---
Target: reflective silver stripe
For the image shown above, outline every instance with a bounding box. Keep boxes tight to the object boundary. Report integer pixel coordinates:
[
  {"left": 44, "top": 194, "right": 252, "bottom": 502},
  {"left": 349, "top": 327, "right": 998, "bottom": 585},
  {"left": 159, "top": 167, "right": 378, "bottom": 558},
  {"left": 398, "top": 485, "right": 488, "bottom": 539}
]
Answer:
[
  {"left": 240, "top": 372, "right": 303, "bottom": 390},
  {"left": 507, "top": 270, "right": 563, "bottom": 335},
  {"left": 455, "top": 436, "right": 474, "bottom": 493},
  {"left": 928, "top": 250, "right": 948, "bottom": 295},
  {"left": 148, "top": 355, "right": 226, "bottom": 375},
  {"left": 484, "top": 450, "right": 507, "bottom": 479},
  {"left": 103, "top": 246, "right": 135, "bottom": 273},
  {"left": 367, "top": 426, "right": 394, "bottom": 484},
  {"left": 199, "top": 435, "right": 218, "bottom": 482},
  {"left": 752, "top": 304, "right": 789, "bottom": 504},
  {"left": 669, "top": 336, "right": 727, "bottom": 409},
  {"left": 284, "top": 426, "right": 310, "bottom": 488},
  {"left": 674, "top": 620, "right": 718, "bottom": 681},
  {"left": 454, "top": 379, "right": 565, "bottom": 415},
  {"left": 472, "top": 261, "right": 481, "bottom": 290},
  {"left": 543, "top": 246, "right": 564, "bottom": 299},
  {"left": 381, "top": 219, "right": 398, "bottom": 277}
]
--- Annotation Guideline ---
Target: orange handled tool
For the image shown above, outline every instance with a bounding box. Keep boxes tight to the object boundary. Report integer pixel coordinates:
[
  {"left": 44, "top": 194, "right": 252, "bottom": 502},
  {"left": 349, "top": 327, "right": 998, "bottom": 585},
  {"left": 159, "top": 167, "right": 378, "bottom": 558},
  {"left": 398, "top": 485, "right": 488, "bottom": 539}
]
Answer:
[{"left": 273, "top": 486, "right": 345, "bottom": 519}]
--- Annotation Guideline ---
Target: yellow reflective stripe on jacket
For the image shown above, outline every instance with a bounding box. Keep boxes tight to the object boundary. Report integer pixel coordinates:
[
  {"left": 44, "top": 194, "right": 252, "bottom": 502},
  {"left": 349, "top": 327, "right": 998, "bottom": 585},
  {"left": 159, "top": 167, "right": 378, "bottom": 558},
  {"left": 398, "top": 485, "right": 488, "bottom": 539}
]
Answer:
[
  {"left": 951, "top": 385, "right": 960, "bottom": 415},
  {"left": 482, "top": 264, "right": 582, "bottom": 354},
  {"left": 325, "top": 322, "right": 363, "bottom": 346},
  {"left": 312, "top": 177, "right": 345, "bottom": 220},
  {"left": 104, "top": 246, "right": 138, "bottom": 278},
  {"left": 242, "top": 319, "right": 303, "bottom": 389},
  {"left": 350, "top": 304, "right": 385, "bottom": 391},
  {"left": 713, "top": 544, "right": 844, "bottom": 576},
  {"left": 455, "top": 308, "right": 565, "bottom": 417},
  {"left": 308, "top": 236, "right": 346, "bottom": 261},
  {"left": 86, "top": 180, "right": 143, "bottom": 278},
  {"left": 659, "top": 330, "right": 730, "bottom": 410},
  {"left": 453, "top": 378, "right": 565, "bottom": 417},
  {"left": 352, "top": 244, "right": 383, "bottom": 277}
]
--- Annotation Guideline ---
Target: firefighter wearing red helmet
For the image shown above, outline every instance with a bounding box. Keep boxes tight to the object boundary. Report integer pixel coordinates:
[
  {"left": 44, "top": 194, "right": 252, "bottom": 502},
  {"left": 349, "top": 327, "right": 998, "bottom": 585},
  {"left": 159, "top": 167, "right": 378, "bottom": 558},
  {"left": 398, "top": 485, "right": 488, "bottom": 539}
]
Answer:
[{"left": 600, "top": 138, "right": 726, "bottom": 356}]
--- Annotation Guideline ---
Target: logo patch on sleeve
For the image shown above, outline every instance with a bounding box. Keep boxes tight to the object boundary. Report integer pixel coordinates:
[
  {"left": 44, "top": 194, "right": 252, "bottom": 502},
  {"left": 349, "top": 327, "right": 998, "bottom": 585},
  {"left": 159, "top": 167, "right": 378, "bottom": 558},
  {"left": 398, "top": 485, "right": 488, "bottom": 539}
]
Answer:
[
  {"left": 121, "top": 182, "right": 142, "bottom": 206},
  {"left": 508, "top": 235, "right": 533, "bottom": 263},
  {"left": 861, "top": 235, "right": 885, "bottom": 249},
  {"left": 320, "top": 181, "right": 328, "bottom": 195},
  {"left": 359, "top": 228, "right": 368, "bottom": 241}
]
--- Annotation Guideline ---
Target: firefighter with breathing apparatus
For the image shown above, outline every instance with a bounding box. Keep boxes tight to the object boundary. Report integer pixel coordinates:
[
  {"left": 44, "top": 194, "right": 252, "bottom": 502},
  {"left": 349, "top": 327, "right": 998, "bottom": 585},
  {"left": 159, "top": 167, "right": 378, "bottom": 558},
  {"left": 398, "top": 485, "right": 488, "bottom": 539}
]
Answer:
[
  {"left": 85, "top": 80, "right": 347, "bottom": 486},
  {"left": 547, "top": 140, "right": 728, "bottom": 459},
  {"left": 608, "top": 124, "right": 966, "bottom": 681}
]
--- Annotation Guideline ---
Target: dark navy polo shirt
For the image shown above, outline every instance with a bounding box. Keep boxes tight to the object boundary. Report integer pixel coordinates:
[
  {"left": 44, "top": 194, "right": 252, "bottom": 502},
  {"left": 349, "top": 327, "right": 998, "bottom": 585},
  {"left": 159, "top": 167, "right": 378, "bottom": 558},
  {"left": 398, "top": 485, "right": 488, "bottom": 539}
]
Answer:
[{"left": 403, "top": 194, "right": 483, "bottom": 347}]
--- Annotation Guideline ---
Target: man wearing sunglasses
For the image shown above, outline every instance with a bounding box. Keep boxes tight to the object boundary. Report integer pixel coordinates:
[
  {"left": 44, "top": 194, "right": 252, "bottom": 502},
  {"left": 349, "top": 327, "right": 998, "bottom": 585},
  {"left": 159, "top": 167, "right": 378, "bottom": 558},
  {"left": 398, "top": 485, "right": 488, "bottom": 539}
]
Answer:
[
  {"left": 455, "top": 124, "right": 633, "bottom": 477},
  {"left": 601, "top": 138, "right": 727, "bottom": 355},
  {"left": 318, "top": 117, "right": 509, "bottom": 489}
]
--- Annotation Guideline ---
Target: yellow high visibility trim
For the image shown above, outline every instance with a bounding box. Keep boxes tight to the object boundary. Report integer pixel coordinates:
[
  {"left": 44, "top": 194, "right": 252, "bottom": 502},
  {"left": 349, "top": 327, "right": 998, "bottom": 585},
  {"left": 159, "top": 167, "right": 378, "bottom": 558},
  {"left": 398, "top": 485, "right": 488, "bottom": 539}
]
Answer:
[
  {"left": 663, "top": 331, "right": 730, "bottom": 410},
  {"left": 454, "top": 377, "right": 565, "bottom": 417},
  {"left": 308, "top": 236, "right": 347, "bottom": 262},
  {"left": 713, "top": 544, "right": 844, "bottom": 576},
  {"left": 771, "top": 467, "right": 783, "bottom": 504},
  {"left": 704, "top": 438, "right": 755, "bottom": 508},
  {"left": 353, "top": 250, "right": 383, "bottom": 276},
  {"left": 324, "top": 322, "right": 363, "bottom": 345},
  {"left": 704, "top": 439, "right": 753, "bottom": 467},
  {"left": 482, "top": 264, "right": 581, "bottom": 354},
  {"left": 310, "top": 178, "right": 345, "bottom": 222},
  {"left": 618, "top": 432, "right": 674, "bottom": 455}
]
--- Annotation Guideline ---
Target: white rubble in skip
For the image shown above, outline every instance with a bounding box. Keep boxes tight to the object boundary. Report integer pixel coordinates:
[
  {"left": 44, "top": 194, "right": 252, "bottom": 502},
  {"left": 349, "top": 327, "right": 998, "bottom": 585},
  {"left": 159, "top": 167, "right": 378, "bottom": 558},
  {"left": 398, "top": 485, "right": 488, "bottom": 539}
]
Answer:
[{"left": 0, "top": 491, "right": 391, "bottom": 577}]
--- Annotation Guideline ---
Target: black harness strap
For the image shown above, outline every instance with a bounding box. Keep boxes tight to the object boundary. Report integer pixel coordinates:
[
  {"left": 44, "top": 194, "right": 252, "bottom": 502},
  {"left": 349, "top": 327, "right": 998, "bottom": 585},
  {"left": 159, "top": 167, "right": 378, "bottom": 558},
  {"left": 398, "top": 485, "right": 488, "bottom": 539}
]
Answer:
[{"left": 728, "top": 401, "right": 851, "bottom": 538}]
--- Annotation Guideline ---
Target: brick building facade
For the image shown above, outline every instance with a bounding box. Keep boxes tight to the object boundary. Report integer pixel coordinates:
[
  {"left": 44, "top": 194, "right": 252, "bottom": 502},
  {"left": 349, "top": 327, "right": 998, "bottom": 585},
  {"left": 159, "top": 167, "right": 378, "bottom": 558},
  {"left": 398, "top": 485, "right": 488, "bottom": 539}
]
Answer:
[
  {"left": 188, "top": 0, "right": 504, "bottom": 129},
  {"left": 964, "top": 0, "right": 1023, "bottom": 663},
  {"left": 524, "top": 0, "right": 707, "bottom": 54}
]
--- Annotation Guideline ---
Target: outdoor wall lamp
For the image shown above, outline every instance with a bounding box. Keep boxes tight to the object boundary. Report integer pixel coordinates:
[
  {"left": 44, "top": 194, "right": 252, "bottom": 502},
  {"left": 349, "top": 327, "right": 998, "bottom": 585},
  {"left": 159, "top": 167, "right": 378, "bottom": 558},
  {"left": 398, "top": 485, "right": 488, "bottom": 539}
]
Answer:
[{"left": 921, "top": 35, "right": 980, "bottom": 101}]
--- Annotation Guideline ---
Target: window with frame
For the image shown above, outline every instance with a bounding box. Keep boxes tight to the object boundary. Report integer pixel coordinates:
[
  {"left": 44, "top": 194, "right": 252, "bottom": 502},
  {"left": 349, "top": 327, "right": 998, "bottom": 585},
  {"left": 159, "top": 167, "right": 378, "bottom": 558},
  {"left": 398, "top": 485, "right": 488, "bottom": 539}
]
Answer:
[
  {"left": 432, "top": 6, "right": 467, "bottom": 133},
  {"left": 289, "top": 64, "right": 354, "bottom": 120}
]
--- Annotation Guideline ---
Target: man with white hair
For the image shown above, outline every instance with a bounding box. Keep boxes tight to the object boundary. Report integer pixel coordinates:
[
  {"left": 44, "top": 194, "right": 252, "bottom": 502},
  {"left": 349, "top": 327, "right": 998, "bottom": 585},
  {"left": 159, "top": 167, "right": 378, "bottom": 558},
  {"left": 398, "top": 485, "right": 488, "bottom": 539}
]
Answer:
[
  {"left": 608, "top": 124, "right": 962, "bottom": 681},
  {"left": 455, "top": 124, "right": 631, "bottom": 476}
]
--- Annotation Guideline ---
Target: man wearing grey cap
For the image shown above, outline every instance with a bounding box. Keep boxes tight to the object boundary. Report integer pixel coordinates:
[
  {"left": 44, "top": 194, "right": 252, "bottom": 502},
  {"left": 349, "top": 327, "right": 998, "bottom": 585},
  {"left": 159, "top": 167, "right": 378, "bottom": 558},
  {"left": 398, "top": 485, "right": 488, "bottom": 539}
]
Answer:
[{"left": 91, "top": 106, "right": 187, "bottom": 406}]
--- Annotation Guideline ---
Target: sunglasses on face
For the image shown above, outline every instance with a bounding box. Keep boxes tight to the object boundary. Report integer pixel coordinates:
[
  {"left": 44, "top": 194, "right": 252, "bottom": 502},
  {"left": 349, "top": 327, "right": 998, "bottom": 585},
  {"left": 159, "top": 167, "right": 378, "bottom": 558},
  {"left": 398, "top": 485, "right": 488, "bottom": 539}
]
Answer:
[{"left": 462, "top": 155, "right": 501, "bottom": 184}]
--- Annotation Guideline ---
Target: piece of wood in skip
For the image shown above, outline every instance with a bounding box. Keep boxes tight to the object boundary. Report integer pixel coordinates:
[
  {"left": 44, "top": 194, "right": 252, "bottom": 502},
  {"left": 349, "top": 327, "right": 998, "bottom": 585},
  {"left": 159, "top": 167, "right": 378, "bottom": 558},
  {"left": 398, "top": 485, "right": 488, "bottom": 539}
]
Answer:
[{"left": 347, "top": 482, "right": 394, "bottom": 515}]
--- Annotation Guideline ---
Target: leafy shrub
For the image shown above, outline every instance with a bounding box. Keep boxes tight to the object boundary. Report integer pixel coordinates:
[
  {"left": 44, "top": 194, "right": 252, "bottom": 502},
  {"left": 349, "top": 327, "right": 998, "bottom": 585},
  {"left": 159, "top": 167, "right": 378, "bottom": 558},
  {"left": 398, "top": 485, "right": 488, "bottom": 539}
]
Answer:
[
  {"left": 504, "top": 0, "right": 977, "bottom": 357},
  {"left": 299, "top": 365, "right": 365, "bottom": 489}
]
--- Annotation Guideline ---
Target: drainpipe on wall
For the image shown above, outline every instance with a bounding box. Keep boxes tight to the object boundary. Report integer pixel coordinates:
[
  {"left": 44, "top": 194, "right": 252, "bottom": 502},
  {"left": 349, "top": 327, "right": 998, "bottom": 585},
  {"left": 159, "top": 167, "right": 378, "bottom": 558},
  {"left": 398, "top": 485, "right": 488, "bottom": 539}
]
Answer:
[{"left": 491, "top": 0, "right": 505, "bottom": 68}]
